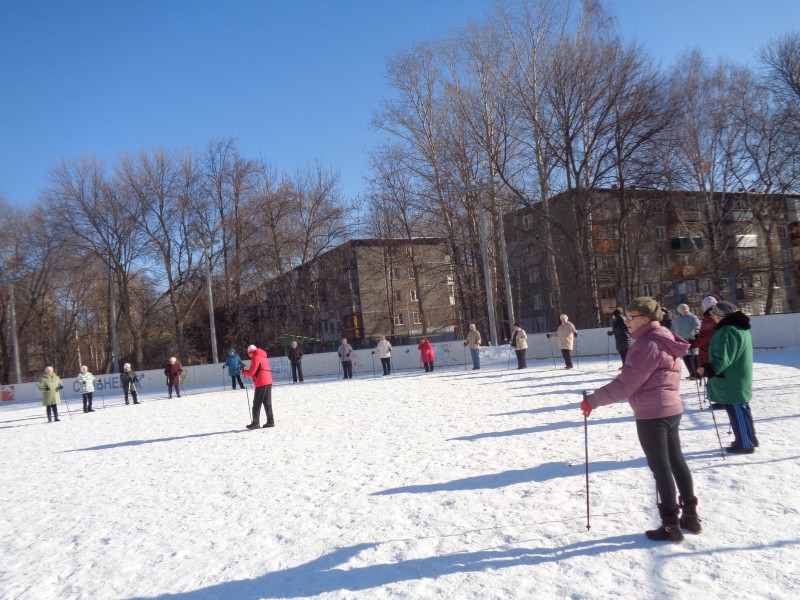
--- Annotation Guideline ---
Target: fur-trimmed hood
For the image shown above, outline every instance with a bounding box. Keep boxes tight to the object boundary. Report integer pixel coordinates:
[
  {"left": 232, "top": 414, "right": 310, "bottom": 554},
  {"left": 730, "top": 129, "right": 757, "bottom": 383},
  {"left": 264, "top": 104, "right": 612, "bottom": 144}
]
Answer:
[{"left": 714, "top": 311, "right": 751, "bottom": 331}]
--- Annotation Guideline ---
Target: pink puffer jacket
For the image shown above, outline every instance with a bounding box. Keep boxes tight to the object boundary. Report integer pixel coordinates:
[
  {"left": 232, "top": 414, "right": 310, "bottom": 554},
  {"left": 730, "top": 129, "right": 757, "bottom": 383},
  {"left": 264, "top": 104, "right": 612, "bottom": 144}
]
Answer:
[{"left": 587, "top": 321, "right": 689, "bottom": 420}]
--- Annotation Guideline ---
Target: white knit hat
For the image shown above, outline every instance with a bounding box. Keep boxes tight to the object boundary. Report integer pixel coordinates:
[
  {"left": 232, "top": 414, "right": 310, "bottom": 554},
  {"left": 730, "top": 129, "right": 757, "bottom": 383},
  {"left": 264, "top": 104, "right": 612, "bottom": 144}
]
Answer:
[
  {"left": 701, "top": 296, "right": 718, "bottom": 311},
  {"left": 247, "top": 344, "right": 257, "bottom": 355}
]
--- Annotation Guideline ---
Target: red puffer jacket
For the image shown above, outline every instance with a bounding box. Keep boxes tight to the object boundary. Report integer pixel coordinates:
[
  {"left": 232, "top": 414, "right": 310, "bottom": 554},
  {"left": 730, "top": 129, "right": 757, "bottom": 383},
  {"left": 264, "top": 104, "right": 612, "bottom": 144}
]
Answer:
[
  {"left": 417, "top": 339, "right": 435, "bottom": 362},
  {"left": 242, "top": 348, "right": 274, "bottom": 387}
]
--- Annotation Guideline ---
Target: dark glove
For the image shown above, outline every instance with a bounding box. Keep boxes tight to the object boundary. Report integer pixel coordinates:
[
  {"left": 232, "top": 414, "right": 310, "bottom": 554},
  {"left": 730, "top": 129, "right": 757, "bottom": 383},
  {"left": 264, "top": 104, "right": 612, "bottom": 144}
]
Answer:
[
  {"left": 134, "top": 376, "right": 140, "bottom": 381},
  {"left": 546, "top": 334, "right": 550, "bottom": 339},
  {"left": 57, "top": 385, "right": 63, "bottom": 391},
  {"left": 581, "top": 391, "right": 593, "bottom": 417},
  {"left": 463, "top": 342, "right": 468, "bottom": 346},
  {"left": 574, "top": 332, "right": 578, "bottom": 337},
  {"left": 371, "top": 350, "right": 375, "bottom": 354},
  {"left": 222, "top": 365, "right": 225, "bottom": 369},
  {"left": 607, "top": 331, "right": 613, "bottom": 336},
  {"left": 240, "top": 364, "right": 245, "bottom": 371},
  {"left": 43, "top": 387, "right": 50, "bottom": 392}
]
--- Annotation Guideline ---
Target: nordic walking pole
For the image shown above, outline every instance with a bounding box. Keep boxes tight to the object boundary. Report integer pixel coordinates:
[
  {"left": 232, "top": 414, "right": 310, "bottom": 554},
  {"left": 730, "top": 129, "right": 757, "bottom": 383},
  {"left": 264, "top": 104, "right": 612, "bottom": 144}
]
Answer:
[
  {"left": 546, "top": 335, "right": 557, "bottom": 370},
  {"left": 506, "top": 343, "right": 513, "bottom": 370},
  {"left": 575, "top": 338, "right": 579, "bottom": 370},
  {"left": 463, "top": 343, "right": 468, "bottom": 371},
  {"left": 371, "top": 351, "right": 376, "bottom": 378},
  {"left": 694, "top": 378, "right": 704, "bottom": 411},
  {"left": 606, "top": 332, "right": 611, "bottom": 369},
  {"left": 60, "top": 386, "right": 73, "bottom": 420},
  {"left": 709, "top": 402, "right": 727, "bottom": 459},
  {"left": 583, "top": 411, "right": 591, "bottom": 531}
]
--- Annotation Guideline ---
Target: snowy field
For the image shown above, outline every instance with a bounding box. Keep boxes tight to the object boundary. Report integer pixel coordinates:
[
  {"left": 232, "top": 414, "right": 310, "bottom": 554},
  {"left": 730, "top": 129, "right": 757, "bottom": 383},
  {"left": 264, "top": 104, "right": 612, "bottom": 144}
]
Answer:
[{"left": 2, "top": 348, "right": 799, "bottom": 600}]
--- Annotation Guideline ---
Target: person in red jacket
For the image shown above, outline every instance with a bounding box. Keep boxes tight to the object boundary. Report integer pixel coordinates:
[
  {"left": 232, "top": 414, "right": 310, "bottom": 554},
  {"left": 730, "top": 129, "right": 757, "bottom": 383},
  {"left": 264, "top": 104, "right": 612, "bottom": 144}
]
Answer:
[
  {"left": 242, "top": 344, "right": 275, "bottom": 429},
  {"left": 164, "top": 357, "right": 183, "bottom": 398},
  {"left": 690, "top": 296, "right": 719, "bottom": 368},
  {"left": 418, "top": 338, "right": 435, "bottom": 372}
]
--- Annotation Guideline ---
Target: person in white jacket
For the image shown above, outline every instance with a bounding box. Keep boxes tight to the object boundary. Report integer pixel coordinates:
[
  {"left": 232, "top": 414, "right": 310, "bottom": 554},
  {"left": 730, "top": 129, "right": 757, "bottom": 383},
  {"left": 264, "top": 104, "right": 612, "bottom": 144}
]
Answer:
[
  {"left": 376, "top": 335, "right": 392, "bottom": 375},
  {"left": 76, "top": 365, "right": 97, "bottom": 413},
  {"left": 548, "top": 314, "right": 578, "bottom": 369}
]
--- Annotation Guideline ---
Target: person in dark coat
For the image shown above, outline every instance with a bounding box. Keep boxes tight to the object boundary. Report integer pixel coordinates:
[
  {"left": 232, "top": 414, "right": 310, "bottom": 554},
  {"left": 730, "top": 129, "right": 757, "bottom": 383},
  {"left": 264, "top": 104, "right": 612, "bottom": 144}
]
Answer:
[
  {"left": 418, "top": 338, "right": 435, "bottom": 372},
  {"left": 164, "top": 357, "right": 183, "bottom": 398},
  {"left": 338, "top": 338, "right": 354, "bottom": 379},
  {"left": 690, "top": 296, "right": 719, "bottom": 371},
  {"left": 608, "top": 308, "right": 632, "bottom": 367},
  {"left": 510, "top": 322, "right": 528, "bottom": 369},
  {"left": 288, "top": 341, "right": 304, "bottom": 383},
  {"left": 120, "top": 362, "right": 140, "bottom": 405},
  {"left": 223, "top": 348, "right": 245, "bottom": 389},
  {"left": 242, "top": 344, "right": 274, "bottom": 429}
]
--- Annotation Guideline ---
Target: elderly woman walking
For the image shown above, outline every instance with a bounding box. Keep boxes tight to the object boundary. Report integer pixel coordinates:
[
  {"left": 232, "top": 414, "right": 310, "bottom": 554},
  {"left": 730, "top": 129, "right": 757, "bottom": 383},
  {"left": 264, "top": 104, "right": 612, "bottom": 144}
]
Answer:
[
  {"left": 39, "top": 366, "right": 63, "bottom": 423},
  {"left": 548, "top": 314, "right": 577, "bottom": 369},
  {"left": 581, "top": 297, "right": 701, "bottom": 542}
]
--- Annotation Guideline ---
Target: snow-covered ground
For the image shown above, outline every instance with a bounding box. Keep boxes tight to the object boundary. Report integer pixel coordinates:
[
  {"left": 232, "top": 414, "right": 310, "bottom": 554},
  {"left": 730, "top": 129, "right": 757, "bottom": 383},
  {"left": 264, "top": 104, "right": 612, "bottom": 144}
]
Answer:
[{"left": 2, "top": 348, "right": 798, "bottom": 600}]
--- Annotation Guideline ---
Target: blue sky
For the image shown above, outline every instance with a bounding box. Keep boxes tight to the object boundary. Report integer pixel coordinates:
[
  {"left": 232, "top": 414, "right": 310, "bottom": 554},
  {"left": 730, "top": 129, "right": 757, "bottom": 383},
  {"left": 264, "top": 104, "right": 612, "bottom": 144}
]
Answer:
[{"left": 1, "top": 0, "right": 798, "bottom": 208}]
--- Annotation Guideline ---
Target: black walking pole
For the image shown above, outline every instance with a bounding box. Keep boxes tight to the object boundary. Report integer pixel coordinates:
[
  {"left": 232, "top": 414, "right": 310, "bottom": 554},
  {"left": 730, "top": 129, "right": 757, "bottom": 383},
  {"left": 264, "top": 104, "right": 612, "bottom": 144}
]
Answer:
[
  {"left": 709, "top": 402, "right": 727, "bottom": 460},
  {"left": 371, "top": 351, "right": 376, "bottom": 378},
  {"left": 547, "top": 335, "right": 557, "bottom": 370},
  {"left": 463, "top": 343, "right": 468, "bottom": 371},
  {"left": 606, "top": 333, "right": 611, "bottom": 369},
  {"left": 506, "top": 343, "right": 513, "bottom": 370},
  {"left": 575, "top": 338, "right": 579, "bottom": 370},
  {"left": 584, "top": 412, "right": 591, "bottom": 531},
  {"left": 694, "top": 378, "right": 705, "bottom": 411}
]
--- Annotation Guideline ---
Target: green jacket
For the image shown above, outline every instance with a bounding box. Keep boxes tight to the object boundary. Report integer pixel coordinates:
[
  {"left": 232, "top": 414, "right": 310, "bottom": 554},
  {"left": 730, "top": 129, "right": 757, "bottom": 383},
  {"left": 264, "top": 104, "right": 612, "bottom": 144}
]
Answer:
[
  {"left": 705, "top": 312, "right": 753, "bottom": 405},
  {"left": 39, "top": 373, "right": 62, "bottom": 406}
]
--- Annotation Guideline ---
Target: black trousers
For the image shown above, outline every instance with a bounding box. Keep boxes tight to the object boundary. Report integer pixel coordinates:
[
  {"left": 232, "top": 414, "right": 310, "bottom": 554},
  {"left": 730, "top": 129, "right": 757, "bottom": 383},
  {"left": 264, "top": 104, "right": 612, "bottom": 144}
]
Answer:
[
  {"left": 380, "top": 357, "right": 391, "bottom": 375},
  {"left": 82, "top": 392, "right": 93, "bottom": 412},
  {"left": 252, "top": 385, "right": 274, "bottom": 424},
  {"left": 682, "top": 354, "right": 698, "bottom": 378},
  {"left": 46, "top": 404, "right": 59, "bottom": 420},
  {"left": 515, "top": 349, "right": 527, "bottom": 369},
  {"left": 561, "top": 349, "right": 573, "bottom": 368},
  {"left": 167, "top": 383, "right": 181, "bottom": 397},
  {"left": 291, "top": 363, "right": 304, "bottom": 383},
  {"left": 342, "top": 361, "right": 353, "bottom": 378},
  {"left": 636, "top": 414, "right": 694, "bottom": 507},
  {"left": 123, "top": 383, "right": 138, "bottom": 404},
  {"left": 230, "top": 374, "right": 244, "bottom": 389},
  {"left": 423, "top": 361, "right": 434, "bottom": 372}
]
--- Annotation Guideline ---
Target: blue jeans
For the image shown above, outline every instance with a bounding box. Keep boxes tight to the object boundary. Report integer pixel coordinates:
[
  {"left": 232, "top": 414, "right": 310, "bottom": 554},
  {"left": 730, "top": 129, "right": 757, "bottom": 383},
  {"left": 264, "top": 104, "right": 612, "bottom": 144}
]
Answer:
[{"left": 470, "top": 348, "right": 481, "bottom": 369}]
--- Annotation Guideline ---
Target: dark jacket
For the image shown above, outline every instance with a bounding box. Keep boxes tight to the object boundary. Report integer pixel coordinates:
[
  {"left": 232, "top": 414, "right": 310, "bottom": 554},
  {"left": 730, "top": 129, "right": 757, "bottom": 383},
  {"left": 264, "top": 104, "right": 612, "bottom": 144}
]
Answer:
[
  {"left": 120, "top": 368, "right": 139, "bottom": 390},
  {"left": 690, "top": 309, "right": 717, "bottom": 367},
  {"left": 288, "top": 347, "right": 303, "bottom": 365},
  {"left": 608, "top": 314, "right": 631, "bottom": 352},
  {"left": 164, "top": 362, "right": 183, "bottom": 386}
]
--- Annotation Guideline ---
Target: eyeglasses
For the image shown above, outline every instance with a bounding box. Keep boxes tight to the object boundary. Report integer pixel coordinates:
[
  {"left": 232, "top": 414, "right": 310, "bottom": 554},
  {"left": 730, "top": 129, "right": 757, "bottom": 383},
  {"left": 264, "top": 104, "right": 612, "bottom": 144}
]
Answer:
[{"left": 624, "top": 313, "right": 642, "bottom": 321}]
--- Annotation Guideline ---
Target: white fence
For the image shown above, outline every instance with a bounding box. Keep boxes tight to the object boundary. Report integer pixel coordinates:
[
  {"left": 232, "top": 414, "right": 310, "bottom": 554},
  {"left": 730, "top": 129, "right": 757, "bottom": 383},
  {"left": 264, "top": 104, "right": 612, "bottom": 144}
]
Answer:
[{"left": 3, "top": 312, "right": 799, "bottom": 405}]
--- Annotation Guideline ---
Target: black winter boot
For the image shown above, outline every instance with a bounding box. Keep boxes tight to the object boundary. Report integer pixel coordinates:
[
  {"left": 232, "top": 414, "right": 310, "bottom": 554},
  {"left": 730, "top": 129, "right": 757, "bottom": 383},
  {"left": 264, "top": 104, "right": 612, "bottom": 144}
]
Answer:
[
  {"left": 52, "top": 405, "right": 60, "bottom": 422},
  {"left": 679, "top": 496, "right": 702, "bottom": 533},
  {"left": 645, "top": 504, "right": 684, "bottom": 542},
  {"left": 245, "top": 404, "right": 260, "bottom": 430}
]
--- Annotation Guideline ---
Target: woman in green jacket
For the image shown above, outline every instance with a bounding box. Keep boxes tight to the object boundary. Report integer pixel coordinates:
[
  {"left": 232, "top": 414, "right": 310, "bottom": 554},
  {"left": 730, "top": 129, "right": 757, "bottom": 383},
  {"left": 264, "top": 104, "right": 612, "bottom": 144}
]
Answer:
[
  {"left": 698, "top": 301, "right": 758, "bottom": 453},
  {"left": 39, "top": 366, "right": 63, "bottom": 423}
]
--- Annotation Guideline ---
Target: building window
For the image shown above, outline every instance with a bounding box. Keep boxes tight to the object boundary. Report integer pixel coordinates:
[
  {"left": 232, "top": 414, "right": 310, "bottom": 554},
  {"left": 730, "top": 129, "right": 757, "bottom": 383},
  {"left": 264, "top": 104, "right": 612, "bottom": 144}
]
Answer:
[
  {"left": 774, "top": 299, "right": 784, "bottom": 313},
  {"left": 597, "top": 223, "right": 619, "bottom": 239},
  {"left": 642, "top": 283, "right": 654, "bottom": 296},
  {"left": 393, "top": 290, "right": 402, "bottom": 302},
  {"left": 408, "top": 267, "right": 415, "bottom": 279},
  {"left": 412, "top": 311, "right": 422, "bottom": 324},
  {"left": 678, "top": 280, "right": 697, "bottom": 295},
  {"left": 677, "top": 254, "right": 690, "bottom": 267},
  {"left": 393, "top": 267, "right": 402, "bottom": 279},
  {"left": 523, "top": 214, "right": 533, "bottom": 230},
  {"left": 779, "top": 225, "right": 789, "bottom": 239},
  {"left": 699, "top": 279, "right": 712, "bottom": 293},
  {"left": 444, "top": 254, "right": 451, "bottom": 263},
  {"left": 641, "top": 255, "right": 651, "bottom": 268},
  {"left": 753, "top": 275, "right": 763, "bottom": 288},
  {"left": 529, "top": 268, "right": 540, "bottom": 283},
  {"left": 549, "top": 293, "right": 555, "bottom": 308},
  {"left": 754, "top": 301, "right": 766, "bottom": 315},
  {"left": 546, "top": 265, "right": 552, "bottom": 280},
  {"left": 597, "top": 255, "right": 617, "bottom": 270},
  {"left": 410, "top": 289, "right": 418, "bottom": 302},
  {"left": 393, "top": 312, "right": 404, "bottom": 325},
  {"left": 663, "top": 281, "right": 674, "bottom": 297},
  {"left": 739, "top": 303, "right": 752, "bottom": 315},
  {"left": 448, "top": 284, "right": 455, "bottom": 306},
  {"left": 526, "top": 243, "right": 535, "bottom": 256},
  {"left": 656, "top": 226, "right": 666, "bottom": 241},
  {"left": 533, "top": 295, "right": 543, "bottom": 309},
  {"left": 736, "top": 248, "right": 757, "bottom": 261}
]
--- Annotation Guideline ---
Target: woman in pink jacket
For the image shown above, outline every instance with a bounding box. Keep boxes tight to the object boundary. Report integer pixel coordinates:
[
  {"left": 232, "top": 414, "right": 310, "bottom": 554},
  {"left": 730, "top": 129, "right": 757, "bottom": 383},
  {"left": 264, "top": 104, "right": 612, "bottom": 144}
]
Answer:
[{"left": 581, "top": 297, "right": 701, "bottom": 543}]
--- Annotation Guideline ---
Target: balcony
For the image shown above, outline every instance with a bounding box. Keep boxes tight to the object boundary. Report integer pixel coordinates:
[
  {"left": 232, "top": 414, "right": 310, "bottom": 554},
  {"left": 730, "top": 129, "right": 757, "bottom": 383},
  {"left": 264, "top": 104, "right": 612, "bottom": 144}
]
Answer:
[{"left": 670, "top": 237, "right": 703, "bottom": 251}]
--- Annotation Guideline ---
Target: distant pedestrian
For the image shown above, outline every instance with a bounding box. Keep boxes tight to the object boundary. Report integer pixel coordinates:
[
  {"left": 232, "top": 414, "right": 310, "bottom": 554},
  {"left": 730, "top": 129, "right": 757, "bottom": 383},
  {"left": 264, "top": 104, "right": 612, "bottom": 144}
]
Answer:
[
  {"left": 697, "top": 301, "right": 758, "bottom": 453},
  {"left": 608, "top": 308, "right": 631, "bottom": 367},
  {"left": 672, "top": 304, "right": 701, "bottom": 379},
  {"left": 120, "top": 363, "right": 140, "bottom": 405},
  {"left": 581, "top": 297, "right": 701, "bottom": 542},
  {"left": 288, "top": 341, "right": 304, "bottom": 383},
  {"left": 510, "top": 322, "right": 528, "bottom": 369},
  {"left": 338, "top": 338, "right": 354, "bottom": 379},
  {"left": 418, "top": 338, "right": 435, "bottom": 372},
  {"left": 39, "top": 366, "right": 63, "bottom": 423},
  {"left": 164, "top": 357, "right": 183, "bottom": 398},
  {"left": 465, "top": 323, "right": 482, "bottom": 370},
  {"left": 223, "top": 348, "right": 246, "bottom": 389},
  {"left": 376, "top": 335, "right": 392, "bottom": 375},
  {"left": 242, "top": 344, "right": 274, "bottom": 429},
  {"left": 549, "top": 314, "right": 577, "bottom": 369},
  {"left": 661, "top": 308, "right": 673, "bottom": 330},
  {"left": 76, "top": 365, "right": 96, "bottom": 413},
  {"left": 690, "top": 296, "right": 719, "bottom": 371}
]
